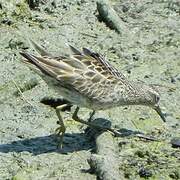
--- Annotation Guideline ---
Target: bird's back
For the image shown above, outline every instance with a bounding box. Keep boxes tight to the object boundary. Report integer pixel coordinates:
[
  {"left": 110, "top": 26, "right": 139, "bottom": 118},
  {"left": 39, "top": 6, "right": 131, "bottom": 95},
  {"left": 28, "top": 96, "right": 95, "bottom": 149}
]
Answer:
[
  {"left": 20, "top": 41, "right": 166, "bottom": 122},
  {"left": 20, "top": 42, "right": 134, "bottom": 109}
]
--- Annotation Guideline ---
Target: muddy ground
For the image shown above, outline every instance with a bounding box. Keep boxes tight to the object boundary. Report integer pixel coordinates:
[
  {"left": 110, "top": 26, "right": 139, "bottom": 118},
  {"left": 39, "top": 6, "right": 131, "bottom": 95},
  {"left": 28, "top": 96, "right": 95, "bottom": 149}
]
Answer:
[{"left": 0, "top": 0, "right": 179, "bottom": 179}]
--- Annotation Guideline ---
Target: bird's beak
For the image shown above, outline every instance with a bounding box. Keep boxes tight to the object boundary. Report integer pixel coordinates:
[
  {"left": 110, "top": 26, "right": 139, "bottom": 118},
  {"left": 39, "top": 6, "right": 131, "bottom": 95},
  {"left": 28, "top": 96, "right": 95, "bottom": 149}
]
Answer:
[{"left": 154, "top": 105, "right": 166, "bottom": 122}]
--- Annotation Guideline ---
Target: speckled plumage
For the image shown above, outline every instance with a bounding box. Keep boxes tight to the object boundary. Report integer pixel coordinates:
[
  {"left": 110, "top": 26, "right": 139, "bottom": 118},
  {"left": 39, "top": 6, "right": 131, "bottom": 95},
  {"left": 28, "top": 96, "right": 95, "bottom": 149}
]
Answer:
[
  {"left": 20, "top": 41, "right": 166, "bottom": 147},
  {"left": 21, "top": 44, "right": 159, "bottom": 108}
]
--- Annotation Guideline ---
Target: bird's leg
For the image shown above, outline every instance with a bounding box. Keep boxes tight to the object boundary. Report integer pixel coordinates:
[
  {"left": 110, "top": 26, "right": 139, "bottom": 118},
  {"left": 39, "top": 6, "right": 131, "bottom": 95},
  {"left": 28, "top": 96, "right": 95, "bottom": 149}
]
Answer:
[
  {"left": 72, "top": 107, "right": 160, "bottom": 141},
  {"left": 88, "top": 110, "right": 95, "bottom": 122},
  {"left": 72, "top": 107, "right": 121, "bottom": 136},
  {"left": 55, "top": 104, "right": 68, "bottom": 148}
]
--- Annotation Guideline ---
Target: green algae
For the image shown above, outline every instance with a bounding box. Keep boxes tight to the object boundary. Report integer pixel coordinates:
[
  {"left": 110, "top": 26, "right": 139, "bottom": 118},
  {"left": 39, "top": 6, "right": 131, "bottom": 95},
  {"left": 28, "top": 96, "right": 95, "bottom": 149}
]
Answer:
[
  {"left": 0, "top": 0, "right": 31, "bottom": 26},
  {"left": 118, "top": 139, "right": 180, "bottom": 179}
]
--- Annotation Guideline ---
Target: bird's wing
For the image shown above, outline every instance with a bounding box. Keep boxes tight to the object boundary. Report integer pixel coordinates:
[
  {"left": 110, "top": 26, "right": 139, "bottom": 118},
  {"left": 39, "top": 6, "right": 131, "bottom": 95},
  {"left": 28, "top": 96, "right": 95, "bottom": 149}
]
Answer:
[
  {"left": 29, "top": 40, "right": 53, "bottom": 57},
  {"left": 81, "top": 47, "right": 127, "bottom": 81},
  {"left": 20, "top": 46, "right": 127, "bottom": 100}
]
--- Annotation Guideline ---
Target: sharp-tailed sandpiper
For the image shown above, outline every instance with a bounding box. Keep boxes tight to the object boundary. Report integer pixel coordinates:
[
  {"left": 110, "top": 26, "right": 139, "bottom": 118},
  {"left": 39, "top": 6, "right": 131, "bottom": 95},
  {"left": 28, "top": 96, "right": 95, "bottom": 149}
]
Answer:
[{"left": 20, "top": 40, "right": 166, "bottom": 147}]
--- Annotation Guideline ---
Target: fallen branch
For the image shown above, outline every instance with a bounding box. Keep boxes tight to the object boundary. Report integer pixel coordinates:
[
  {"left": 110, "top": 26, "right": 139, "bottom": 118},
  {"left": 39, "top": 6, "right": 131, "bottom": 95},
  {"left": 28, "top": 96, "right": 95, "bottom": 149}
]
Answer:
[
  {"left": 97, "top": 0, "right": 128, "bottom": 35},
  {"left": 88, "top": 132, "right": 124, "bottom": 180}
]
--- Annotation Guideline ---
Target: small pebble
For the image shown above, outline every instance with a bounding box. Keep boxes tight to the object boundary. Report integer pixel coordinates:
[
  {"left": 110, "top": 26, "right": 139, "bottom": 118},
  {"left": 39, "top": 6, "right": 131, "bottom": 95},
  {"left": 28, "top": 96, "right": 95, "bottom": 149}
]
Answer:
[
  {"left": 171, "top": 137, "right": 180, "bottom": 148},
  {"left": 139, "top": 167, "right": 152, "bottom": 178}
]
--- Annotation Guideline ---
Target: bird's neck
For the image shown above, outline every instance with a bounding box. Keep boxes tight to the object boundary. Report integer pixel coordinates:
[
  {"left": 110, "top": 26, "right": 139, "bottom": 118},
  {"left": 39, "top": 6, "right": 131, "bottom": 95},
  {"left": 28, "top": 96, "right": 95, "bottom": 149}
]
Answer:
[{"left": 115, "top": 81, "right": 148, "bottom": 106}]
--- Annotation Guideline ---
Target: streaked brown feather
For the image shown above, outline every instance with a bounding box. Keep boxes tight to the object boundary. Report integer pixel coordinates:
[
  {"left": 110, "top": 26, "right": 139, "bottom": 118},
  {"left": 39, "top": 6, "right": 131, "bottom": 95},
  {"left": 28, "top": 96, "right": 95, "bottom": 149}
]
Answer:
[
  {"left": 20, "top": 45, "right": 129, "bottom": 102},
  {"left": 80, "top": 47, "right": 127, "bottom": 80},
  {"left": 19, "top": 41, "right": 167, "bottom": 121}
]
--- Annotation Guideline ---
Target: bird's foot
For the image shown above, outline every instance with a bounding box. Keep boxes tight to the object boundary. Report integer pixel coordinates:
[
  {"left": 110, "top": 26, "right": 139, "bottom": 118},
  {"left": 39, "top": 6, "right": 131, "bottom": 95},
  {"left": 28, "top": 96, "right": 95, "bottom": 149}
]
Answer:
[{"left": 55, "top": 125, "right": 66, "bottom": 148}]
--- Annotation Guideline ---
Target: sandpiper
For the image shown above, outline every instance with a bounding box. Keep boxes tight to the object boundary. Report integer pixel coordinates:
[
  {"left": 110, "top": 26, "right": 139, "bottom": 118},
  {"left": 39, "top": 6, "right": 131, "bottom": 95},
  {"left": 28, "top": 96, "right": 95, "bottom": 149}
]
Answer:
[{"left": 20, "top": 40, "right": 166, "bottom": 147}]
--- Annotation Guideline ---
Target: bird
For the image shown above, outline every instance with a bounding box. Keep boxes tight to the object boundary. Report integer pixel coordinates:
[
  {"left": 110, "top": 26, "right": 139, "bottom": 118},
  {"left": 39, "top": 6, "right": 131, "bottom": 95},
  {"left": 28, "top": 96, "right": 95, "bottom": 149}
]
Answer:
[{"left": 20, "top": 40, "right": 166, "bottom": 147}]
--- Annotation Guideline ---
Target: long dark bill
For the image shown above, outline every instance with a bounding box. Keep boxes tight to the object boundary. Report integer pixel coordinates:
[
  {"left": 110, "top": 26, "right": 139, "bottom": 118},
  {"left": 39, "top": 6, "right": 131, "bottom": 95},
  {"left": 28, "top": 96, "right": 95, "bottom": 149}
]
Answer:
[{"left": 154, "top": 105, "right": 166, "bottom": 122}]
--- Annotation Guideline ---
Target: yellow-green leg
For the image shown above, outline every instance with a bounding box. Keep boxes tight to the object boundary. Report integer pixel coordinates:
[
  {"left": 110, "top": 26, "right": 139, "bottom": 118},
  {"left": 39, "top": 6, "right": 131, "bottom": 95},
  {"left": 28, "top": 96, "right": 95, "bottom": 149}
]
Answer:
[
  {"left": 88, "top": 110, "right": 95, "bottom": 122},
  {"left": 55, "top": 104, "right": 68, "bottom": 148},
  {"left": 72, "top": 107, "right": 121, "bottom": 136},
  {"left": 72, "top": 107, "right": 159, "bottom": 141}
]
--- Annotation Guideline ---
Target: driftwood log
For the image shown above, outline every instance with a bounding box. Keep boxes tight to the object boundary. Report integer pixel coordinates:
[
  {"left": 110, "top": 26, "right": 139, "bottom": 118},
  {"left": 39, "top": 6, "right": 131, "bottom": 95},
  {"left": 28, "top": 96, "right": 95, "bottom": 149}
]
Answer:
[
  {"left": 88, "top": 132, "right": 124, "bottom": 180},
  {"left": 97, "top": 0, "right": 128, "bottom": 35}
]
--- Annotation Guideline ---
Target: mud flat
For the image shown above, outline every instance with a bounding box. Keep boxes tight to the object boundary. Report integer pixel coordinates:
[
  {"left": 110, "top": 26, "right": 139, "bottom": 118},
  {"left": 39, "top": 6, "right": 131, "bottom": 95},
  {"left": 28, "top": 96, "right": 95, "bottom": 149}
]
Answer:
[{"left": 0, "top": 0, "right": 179, "bottom": 179}]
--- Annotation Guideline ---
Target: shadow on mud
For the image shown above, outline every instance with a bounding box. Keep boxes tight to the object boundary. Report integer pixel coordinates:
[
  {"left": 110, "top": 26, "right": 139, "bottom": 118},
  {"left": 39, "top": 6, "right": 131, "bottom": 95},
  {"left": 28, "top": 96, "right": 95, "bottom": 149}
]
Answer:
[
  {"left": 0, "top": 118, "right": 142, "bottom": 155},
  {"left": 0, "top": 133, "right": 95, "bottom": 155}
]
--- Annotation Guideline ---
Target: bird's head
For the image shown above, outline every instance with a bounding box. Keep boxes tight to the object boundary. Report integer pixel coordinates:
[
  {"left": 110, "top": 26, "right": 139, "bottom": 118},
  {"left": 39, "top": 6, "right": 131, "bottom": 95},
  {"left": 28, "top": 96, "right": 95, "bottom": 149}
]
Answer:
[{"left": 138, "top": 83, "right": 166, "bottom": 122}]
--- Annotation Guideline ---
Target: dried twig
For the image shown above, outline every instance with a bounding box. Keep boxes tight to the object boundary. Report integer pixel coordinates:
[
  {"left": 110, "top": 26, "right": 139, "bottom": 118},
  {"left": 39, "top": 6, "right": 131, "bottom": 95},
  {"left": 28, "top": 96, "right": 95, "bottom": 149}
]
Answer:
[
  {"left": 12, "top": 79, "right": 34, "bottom": 107},
  {"left": 80, "top": 32, "right": 98, "bottom": 38}
]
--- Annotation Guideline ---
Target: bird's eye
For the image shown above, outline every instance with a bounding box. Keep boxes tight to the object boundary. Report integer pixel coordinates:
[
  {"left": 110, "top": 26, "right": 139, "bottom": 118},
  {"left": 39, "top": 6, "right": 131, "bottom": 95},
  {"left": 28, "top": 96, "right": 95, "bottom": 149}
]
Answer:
[{"left": 155, "top": 96, "right": 160, "bottom": 102}]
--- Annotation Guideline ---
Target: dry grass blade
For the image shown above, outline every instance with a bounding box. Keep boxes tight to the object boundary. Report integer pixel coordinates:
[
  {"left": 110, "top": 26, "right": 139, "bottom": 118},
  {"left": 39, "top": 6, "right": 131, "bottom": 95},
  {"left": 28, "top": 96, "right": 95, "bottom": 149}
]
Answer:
[{"left": 12, "top": 79, "right": 34, "bottom": 107}]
